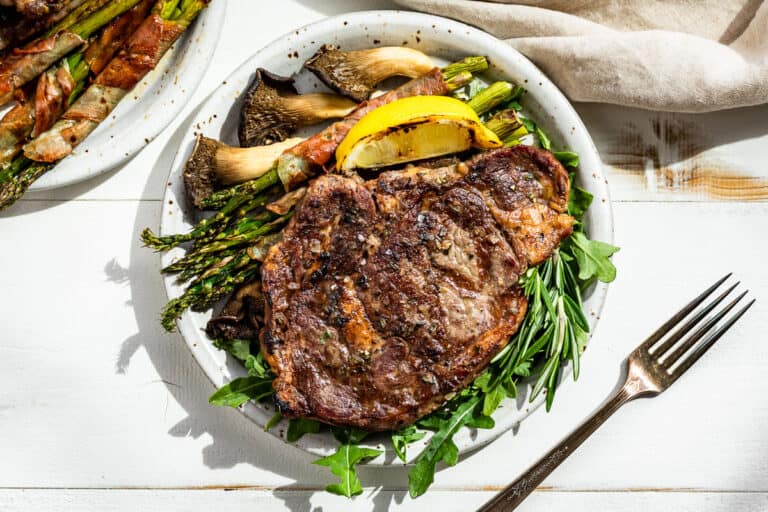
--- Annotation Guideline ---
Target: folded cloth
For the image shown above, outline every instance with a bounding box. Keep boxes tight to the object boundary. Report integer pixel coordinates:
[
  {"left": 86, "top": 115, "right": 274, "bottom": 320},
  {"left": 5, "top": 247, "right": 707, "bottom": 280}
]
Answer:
[{"left": 393, "top": 0, "right": 768, "bottom": 112}]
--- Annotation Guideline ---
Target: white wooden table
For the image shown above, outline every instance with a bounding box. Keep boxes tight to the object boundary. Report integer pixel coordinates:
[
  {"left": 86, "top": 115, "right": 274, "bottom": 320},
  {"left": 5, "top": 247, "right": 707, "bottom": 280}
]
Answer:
[{"left": 1, "top": 2, "right": 767, "bottom": 511}]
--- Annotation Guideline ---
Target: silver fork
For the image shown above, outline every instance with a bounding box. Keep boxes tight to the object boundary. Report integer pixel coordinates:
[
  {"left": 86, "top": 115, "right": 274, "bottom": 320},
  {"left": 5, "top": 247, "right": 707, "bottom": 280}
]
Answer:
[{"left": 478, "top": 274, "right": 755, "bottom": 512}]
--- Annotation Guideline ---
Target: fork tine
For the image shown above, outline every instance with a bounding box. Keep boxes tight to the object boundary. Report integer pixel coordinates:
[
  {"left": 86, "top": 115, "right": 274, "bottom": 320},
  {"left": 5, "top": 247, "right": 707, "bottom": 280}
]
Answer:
[
  {"left": 640, "top": 273, "right": 732, "bottom": 351},
  {"left": 661, "top": 290, "right": 748, "bottom": 369},
  {"left": 669, "top": 298, "right": 755, "bottom": 379},
  {"left": 652, "top": 282, "right": 739, "bottom": 358}
]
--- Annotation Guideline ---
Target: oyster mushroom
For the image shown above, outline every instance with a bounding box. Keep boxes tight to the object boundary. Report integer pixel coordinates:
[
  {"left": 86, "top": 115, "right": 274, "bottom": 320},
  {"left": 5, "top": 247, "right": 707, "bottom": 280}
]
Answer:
[
  {"left": 205, "top": 280, "right": 267, "bottom": 343},
  {"left": 183, "top": 135, "right": 304, "bottom": 209},
  {"left": 239, "top": 68, "right": 356, "bottom": 147},
  {"left": 304, "top": 45, "right": 436, "bottom": 102}
]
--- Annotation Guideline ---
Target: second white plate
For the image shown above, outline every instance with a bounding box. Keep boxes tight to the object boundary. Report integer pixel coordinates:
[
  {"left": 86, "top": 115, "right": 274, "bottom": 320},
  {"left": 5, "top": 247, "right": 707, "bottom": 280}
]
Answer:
[{"left": 29, "top": 0, "right": 227, "bottom": 191}]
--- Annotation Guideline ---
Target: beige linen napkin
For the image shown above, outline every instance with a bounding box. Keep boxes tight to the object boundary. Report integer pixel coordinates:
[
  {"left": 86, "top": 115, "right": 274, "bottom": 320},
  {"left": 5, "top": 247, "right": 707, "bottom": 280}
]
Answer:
[{"left": 393, "top": 0, "right": 768, "bottom": 112}]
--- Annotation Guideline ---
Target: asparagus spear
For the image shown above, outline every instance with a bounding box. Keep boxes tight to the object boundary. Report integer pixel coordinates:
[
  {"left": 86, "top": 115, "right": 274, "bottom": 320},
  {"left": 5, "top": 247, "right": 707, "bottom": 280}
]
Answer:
[
  {"left": 163, "top": 214, "right": 286, "bottom": 276},
  {"left": 44, "top": 0, "right": 111, "bottom": 35},
  {"left": 161, "top": 254, "right": 259, "bottom": 331},
  {"left": 141, "top": 183, "right": 283, "bottom": 251},
  {"left": 0, "top": 0, "right": 145, "bottom": 106},
  {"left": 161, "top": 243, "right": 278, "bottom": 331},
  {"left": 485, "top": 109, "right": 527, "bottom": 140},
  {"left": 0, "top": 0, "right": 92, "bottom": 52},
  {"left": 24, "top": 0, "right": 211, "bottom": 164},
  {"left": 466, "top": 81, "right": 515, "bottom": 115}
]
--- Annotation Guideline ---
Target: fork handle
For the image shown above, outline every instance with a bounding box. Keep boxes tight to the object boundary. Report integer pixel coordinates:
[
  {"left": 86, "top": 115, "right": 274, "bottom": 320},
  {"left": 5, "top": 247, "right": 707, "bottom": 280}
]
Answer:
[{"left": 477, "top": 387, "right": 632, "bottom": 512}]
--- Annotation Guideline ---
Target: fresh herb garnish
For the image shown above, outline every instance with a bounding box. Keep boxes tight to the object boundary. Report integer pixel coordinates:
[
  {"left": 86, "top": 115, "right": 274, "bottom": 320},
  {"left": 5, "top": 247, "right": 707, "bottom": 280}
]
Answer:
[
  {"left": 567, "top": 179, "right": 593, "bottom": 220},
  {"left": 213, "top": 338, "right": 251, "bottom": 362},
  {"left": 245, "top": 351, "right": 272, "bottom": 378},
  {"left": 209, "top": 351, "right": 274, "bottom": 407},
  {"left": 313, "top": 444, "right": 383, "bottom": 497},
  {"left": 535, "top": 126, "right": 552, "bottom": 150},
  {"left": 409, "top": 396, "right": 483, "bottom": 497},
  {"left": 208, "top": 376, "right": 273, "bottom": 407},
  {"left": 554, "top": 150, "right": 580, "bottom": 168},
  {"left": 265, "top": 412, "right": 282, "bottom": 431},
  {"left": 391, "top": 425, "right": 427, "bottom": 462},
  {"left": 287, "top": 418, "right": 321, "bottom": 442},
  {"left": 568, "top": 231, "right": 620, "bottom": 283}
]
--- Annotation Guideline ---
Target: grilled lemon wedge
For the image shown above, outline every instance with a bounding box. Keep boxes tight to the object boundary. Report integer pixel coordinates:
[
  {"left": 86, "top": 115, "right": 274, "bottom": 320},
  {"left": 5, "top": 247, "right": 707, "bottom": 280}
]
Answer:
[{"left": 336, "top": 96, "right": 502, "bottom": 171}]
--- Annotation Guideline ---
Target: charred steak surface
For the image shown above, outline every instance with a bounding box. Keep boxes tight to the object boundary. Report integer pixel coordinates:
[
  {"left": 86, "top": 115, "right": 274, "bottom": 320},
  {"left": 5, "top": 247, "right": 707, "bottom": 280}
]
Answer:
[{"left": 261, "top": 146, "right": 574, "bottom": 431}]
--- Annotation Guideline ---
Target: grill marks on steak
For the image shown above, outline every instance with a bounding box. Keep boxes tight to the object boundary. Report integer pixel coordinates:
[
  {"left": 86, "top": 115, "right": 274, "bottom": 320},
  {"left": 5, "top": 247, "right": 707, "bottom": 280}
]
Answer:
[{"left": 261, "top": 146, "right": 574, "bottom": 431}]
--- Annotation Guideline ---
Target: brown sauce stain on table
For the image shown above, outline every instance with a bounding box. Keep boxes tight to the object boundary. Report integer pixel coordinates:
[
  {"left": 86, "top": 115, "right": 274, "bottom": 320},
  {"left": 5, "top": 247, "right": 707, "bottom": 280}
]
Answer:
[{"left": 603, "top": 115, "right": 768, "bottom": 200}]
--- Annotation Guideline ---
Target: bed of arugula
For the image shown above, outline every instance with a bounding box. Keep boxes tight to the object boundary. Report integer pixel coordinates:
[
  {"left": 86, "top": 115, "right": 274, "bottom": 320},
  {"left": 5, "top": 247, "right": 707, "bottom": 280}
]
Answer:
[{"left": 206, "top": 84, "right": 619, "bottom": 499}]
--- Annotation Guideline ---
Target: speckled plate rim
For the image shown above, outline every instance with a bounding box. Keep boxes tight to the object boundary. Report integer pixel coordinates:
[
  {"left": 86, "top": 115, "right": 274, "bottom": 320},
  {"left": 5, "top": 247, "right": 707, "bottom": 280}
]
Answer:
[
  {"left": 159, "top": 10, "right": 614, "bottom": 465},
  {"left": 29, "top": 0, "right": 227, "bottom": 191}
]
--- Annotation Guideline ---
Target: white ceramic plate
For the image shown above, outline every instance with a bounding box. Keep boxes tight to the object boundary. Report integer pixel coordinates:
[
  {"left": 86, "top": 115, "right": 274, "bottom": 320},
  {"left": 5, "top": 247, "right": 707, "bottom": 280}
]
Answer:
[
  {"left": 28, "top": 0, "right": 227, "bottom": 190},
  {"left": 159, "top": 11, "right": 614, "bottom": 464}
]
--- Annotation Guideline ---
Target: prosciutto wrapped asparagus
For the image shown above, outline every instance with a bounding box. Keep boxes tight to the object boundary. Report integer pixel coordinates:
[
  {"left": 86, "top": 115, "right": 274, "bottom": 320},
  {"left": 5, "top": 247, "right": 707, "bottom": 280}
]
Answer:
[{"left": 24, "top": 0, "right": 209, "bottom": 164}]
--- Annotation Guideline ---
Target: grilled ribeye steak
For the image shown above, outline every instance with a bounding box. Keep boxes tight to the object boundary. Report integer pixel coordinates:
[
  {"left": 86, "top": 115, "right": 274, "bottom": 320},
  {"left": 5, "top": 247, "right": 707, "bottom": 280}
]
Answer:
[{"left": 261, "top": 146, "right": 574, "bottom": 431}]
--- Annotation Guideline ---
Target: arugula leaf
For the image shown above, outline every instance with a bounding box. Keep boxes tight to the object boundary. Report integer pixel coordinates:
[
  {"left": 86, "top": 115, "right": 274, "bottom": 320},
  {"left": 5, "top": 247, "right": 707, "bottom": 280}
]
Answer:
[
  {"left": 521, "top": 117, "right": 536, "bottom": 133},
  {"left": 313, "top": 444, "right": 383, "bottom": 497},
  {"left": 481, "top": 383, "right": 506, "bottom": 417},
  {"left": 208, "top": 376, "right": 273, "bottom": 407},
  {"left": 331, "top": 427, "right": 370, "bottom": 445},
  {"left": 391, "top": 425, "right": 427, "bottom": 462},
  {"left": 518, "top": 116, "right": 552, "bottom": 150},
  {"left": 509, "top": 84, "right": 526, "bottom": 102},
  {"left": 535, "top": 126, "right": 552, "bottom": 150},
  {"left": 245, "top": 352, "right": 271, "bottom": 378},
  {"left": 567, "top": 184, "right": 593, "bottom": 221},
  {"left": 264, "top": 412, "right": 282, "bottom": 432},
  {"left": 553, "top": 150, "right": 579, "bottom": 168},
  {"left": 287, "top": 418, "right": 321, "bottom": 442},
  {"left": 213, "top": 338, "right": 251, "bottom": 362},
  {"left": 569, "top": 231, "right": 620, "bottom": 283},
  {"left": 513, "top": 360, "right": 532, "bottom": 377},
  {"left": 408, "top": 396, "right": 480, "bottom": 497},
  {"left": 409, "top": 436, "right": 462, "bottom": 498}
]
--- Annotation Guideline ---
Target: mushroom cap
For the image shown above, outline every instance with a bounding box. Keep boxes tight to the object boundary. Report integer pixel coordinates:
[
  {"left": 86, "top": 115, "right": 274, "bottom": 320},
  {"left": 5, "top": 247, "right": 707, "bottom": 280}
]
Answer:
[
  {"left": 182, "top": 135, "right": 221, "bottom": 209},
  {"left": 304, "top": 44, "right": 374, "bottom": 103},
  {"left": 238, "top": 68, "right": 301, "bottom": 147},
  {"left": 206, "top": 281, "right": 265, "bottom": 342}
]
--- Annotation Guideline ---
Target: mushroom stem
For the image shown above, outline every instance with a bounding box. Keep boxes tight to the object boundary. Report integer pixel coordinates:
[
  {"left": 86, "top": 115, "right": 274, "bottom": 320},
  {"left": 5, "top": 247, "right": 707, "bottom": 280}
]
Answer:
[
  {"left": 305, "top": 45, "right": 438, "bottom": 102},
  {"left": 239, "top": 68, "right": 356, "bottom": 147},
  {"left": 183, "top": 135, "right": 304, "bottom": 209},
  {"left": 282, "top": 93, "right": 356, "bottom": 122},
  {"left": 341, "top": 46, "right": 435, "bottom": 84},
  {"left": 217, "top": 137, "right": 305, "bottom": 185},
  {"left": 210, "top": 136, "right": 303, "bottom": 185}
]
